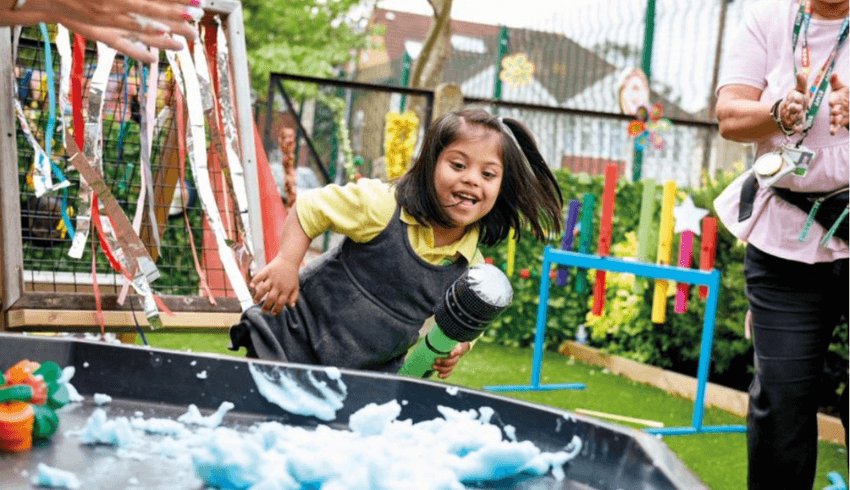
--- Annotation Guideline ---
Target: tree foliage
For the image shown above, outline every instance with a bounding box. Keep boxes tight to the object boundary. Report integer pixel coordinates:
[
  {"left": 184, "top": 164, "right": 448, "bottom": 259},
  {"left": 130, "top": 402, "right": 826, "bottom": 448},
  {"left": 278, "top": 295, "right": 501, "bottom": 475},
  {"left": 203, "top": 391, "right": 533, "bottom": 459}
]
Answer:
[{"left": 240, "top": 0, "right": 376, "bottom": 96}]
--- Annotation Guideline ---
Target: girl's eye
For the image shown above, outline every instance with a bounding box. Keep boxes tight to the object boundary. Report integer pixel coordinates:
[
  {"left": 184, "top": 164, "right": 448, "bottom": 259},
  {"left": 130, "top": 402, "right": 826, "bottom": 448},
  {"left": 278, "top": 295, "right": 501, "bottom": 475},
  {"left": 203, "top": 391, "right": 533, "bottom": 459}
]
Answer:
[{"left": 451, "top": 162, "right": 465, "bottom": 169}]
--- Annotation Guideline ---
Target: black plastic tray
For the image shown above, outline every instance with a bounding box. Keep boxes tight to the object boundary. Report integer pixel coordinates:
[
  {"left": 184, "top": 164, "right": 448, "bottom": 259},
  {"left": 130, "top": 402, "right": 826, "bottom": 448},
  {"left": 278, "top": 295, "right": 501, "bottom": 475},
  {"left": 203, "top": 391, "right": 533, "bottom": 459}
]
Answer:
[{"left": 0, "top": 333, "right": 707, "bottom": 489}]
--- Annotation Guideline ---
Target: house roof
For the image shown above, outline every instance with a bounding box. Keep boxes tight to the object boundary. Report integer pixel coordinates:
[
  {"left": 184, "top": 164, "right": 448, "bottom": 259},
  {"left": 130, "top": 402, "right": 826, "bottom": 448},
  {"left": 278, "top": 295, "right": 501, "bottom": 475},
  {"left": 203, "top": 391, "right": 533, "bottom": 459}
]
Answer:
[{"left": 358, "top": 8, "right": 694, "bottom": 119}]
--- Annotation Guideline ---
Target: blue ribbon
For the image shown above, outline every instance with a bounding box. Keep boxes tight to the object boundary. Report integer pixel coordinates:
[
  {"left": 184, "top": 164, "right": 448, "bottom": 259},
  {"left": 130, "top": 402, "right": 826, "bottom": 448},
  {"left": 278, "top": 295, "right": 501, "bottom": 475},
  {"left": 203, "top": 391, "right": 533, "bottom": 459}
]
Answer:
[{"left": 39, "top": 23, "right": 74, "bottom": 239}]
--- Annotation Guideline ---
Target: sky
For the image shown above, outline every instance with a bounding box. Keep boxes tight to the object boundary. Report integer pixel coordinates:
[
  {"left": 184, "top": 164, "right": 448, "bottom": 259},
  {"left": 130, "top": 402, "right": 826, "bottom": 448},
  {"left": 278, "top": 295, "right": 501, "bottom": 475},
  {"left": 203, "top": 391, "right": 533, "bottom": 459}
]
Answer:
[{"left": 376, "top": 0, "right": 600, "bottom": 28}]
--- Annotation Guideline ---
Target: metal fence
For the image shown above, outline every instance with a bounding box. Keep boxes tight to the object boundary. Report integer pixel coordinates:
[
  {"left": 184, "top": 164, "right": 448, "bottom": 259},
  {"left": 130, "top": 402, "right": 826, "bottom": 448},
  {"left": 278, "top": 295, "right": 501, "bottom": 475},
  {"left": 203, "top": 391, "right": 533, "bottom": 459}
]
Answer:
[{"left": 344, "top": 0, "right": 762, "bottom": 188}]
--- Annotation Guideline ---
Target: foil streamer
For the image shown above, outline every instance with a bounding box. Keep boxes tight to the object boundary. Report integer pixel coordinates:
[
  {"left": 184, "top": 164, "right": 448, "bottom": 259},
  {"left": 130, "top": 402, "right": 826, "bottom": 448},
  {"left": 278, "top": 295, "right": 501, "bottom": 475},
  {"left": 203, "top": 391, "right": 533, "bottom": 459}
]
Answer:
[
  {"left": 119, "top": 52, "right": 162, "bottom": 305},
  {"left": 139, "top": 64, "right": 161, "bottom": 255},
  {"left": 13, "top": 100, "right": 69, "bottom": 197},
  {"left": 166, "top": 40, "right": 253, "bottom": 311},
  {"left": 215, "top": 21, "right": 254, "bottom": 256},
  {"left": 68, "top": 43, "right": 116, "bottom": 259},
  {"left": 65, "top": 134, "right": 164, "bottom": 328},
  {"left": 55, "top": 25, "right": 71, "bottom": 151}
]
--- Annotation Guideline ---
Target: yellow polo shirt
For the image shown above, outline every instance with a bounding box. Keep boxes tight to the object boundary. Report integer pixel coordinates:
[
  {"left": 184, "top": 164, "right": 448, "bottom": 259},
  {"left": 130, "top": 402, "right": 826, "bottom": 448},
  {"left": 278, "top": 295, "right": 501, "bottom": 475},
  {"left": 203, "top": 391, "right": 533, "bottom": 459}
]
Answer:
[{"left": 296, "top": 178, "right": 483, "bottom": 266}]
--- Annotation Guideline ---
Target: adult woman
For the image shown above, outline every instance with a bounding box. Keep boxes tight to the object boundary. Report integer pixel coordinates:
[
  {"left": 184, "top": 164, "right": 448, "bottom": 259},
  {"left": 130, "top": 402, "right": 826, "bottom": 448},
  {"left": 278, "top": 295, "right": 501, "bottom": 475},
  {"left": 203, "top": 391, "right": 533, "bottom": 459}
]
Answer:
[{"left": 714, "top": 0, "right": 848, "bottom": 488}]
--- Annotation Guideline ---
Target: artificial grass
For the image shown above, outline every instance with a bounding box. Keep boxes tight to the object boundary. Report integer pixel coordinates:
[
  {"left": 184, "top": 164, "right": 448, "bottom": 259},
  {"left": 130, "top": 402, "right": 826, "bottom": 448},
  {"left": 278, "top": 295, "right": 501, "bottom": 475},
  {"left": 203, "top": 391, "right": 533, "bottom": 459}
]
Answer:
[{"left": 139, "top": 332, "right": 848, "bottom": 490}]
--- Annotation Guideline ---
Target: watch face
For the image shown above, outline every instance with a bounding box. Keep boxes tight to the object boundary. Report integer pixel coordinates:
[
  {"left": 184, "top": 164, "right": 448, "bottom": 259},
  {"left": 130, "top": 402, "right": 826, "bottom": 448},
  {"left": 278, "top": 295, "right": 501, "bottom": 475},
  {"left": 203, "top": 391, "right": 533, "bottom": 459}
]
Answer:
[
  {"left": 618, "top": 68, "right": 650, "bottom": 116},
  {"left": 754, "top": 152, "right": 784, "bottom": 177}
]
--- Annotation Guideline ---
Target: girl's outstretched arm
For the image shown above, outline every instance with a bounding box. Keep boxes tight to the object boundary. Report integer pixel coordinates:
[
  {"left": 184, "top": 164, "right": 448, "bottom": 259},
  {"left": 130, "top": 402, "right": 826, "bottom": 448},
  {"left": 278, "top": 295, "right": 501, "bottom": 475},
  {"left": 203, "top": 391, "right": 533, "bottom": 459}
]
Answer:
[{"left": 249, "top": 208, "right": 311, "bottom": 315}]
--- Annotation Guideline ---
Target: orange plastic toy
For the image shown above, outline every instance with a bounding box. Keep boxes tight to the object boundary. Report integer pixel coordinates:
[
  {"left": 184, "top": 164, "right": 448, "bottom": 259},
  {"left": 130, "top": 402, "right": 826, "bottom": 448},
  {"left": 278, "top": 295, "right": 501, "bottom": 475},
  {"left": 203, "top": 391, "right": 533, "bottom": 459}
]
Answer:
[{"left": 0, "top": 360, "right": 69, "bottom": 452}]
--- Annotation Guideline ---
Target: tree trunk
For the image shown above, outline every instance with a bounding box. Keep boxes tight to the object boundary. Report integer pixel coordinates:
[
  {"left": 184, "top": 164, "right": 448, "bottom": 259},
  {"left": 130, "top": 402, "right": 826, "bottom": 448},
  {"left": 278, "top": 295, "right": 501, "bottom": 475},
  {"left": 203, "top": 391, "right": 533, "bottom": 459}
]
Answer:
[{"left": 409, "top": 0, "right": 453, "bottom": 122}]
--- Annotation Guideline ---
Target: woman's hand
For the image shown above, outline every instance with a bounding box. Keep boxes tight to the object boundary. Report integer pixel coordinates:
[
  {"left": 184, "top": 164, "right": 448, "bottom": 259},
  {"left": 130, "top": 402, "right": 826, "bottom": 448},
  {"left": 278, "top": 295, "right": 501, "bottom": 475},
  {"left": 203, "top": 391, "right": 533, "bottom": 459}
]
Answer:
[
  {"left": 828, "top": 73, "right": 848, "bottom": 135},
  {"left": 778, "top": 73, "right": 809, "bottom": 134},
  {"left": 56, "top": 18, "right": 182, "bottom": 64},
  {"left": 27, "top": 0, "right": 200, "bottom": 41},
  {"left": 431, "top": 342, "right": 471, "bottom": 379},
  {"left": 249, "top": 255, "right": 301, "bottom": 316}
]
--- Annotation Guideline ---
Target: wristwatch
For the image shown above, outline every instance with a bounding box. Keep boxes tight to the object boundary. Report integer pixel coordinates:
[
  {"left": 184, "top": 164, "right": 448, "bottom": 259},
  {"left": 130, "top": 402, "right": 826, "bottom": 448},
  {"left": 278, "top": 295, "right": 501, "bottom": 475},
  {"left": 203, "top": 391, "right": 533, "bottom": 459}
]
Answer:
[{"left": 770, "top": 98, "right": 796, "bottom": 136}]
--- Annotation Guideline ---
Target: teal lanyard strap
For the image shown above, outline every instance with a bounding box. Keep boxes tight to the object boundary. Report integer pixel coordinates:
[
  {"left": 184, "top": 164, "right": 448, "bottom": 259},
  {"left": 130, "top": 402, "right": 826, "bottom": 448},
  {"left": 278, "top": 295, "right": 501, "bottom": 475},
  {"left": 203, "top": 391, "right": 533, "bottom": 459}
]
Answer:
[
  {"left": 798, "top": 198, "right": 823, "bottom": 242},
  {"left": 794, "top": 17, "right": 850, "bottom": 143},
  {"left": 819, "top": 206, "right": 849, "bottom": 246}
]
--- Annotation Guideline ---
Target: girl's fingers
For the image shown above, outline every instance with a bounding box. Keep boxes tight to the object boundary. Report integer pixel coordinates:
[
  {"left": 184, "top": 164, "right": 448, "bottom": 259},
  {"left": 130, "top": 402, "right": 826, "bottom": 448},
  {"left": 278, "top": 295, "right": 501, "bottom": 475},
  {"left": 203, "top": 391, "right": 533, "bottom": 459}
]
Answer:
[
  {"left": 261, "top": 288, "right": 279, "bottom": 313},
  {"left": 253, "top": 281, "right": 269, "bottom": 304},
  {"left": 286, "top": 288, "right": 299, "bottom": 308}
]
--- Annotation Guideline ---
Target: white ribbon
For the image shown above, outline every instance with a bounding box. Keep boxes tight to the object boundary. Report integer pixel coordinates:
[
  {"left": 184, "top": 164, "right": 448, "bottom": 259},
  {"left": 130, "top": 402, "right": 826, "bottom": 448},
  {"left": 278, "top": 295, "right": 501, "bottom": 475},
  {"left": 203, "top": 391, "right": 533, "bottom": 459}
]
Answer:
[{"left": 166, "top": 39, "right": 253, "bottom": 311}]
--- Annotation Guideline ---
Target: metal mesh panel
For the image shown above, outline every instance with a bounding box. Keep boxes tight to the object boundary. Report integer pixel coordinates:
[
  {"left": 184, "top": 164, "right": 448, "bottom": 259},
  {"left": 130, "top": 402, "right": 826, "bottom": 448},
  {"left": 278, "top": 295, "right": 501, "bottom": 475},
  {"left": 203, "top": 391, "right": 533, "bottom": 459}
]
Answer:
[
  {"left": 261, "top": 75, "right": 432, "bottom": 191},
  {"left": 14, "top": 25, "right": 233, "bottom": 298}
]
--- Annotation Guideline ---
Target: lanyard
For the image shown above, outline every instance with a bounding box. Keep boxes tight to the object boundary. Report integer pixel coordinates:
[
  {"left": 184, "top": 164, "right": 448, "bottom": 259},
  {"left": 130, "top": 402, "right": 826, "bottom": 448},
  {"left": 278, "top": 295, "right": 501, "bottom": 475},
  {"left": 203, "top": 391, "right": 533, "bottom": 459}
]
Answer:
[{"left": 791, "top": 2, "right": 850, "bottom": 141}]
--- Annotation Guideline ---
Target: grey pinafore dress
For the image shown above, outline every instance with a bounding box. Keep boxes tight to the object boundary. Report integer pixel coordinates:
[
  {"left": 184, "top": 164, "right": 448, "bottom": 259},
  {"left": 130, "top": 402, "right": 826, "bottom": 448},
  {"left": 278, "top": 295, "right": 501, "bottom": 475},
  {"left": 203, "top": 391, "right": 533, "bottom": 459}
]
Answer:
[{"left": 229, "top": 206, "right": 468, "bottom": 373}]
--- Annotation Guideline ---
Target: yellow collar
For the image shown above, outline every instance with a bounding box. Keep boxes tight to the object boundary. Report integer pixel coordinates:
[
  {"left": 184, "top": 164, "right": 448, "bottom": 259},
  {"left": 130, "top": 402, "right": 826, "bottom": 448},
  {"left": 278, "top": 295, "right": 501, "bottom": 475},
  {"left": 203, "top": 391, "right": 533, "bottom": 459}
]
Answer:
[{"left": 400, "top": 209, "right": 480, "bottom": 263}]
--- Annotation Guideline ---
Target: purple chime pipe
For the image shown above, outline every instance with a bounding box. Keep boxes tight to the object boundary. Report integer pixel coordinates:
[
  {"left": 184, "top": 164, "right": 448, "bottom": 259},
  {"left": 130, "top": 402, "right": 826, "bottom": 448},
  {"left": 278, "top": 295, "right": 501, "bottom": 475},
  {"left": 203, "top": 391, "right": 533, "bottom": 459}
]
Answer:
[{"left": 556, "top": 199, "right": 582, "bottom": 286}]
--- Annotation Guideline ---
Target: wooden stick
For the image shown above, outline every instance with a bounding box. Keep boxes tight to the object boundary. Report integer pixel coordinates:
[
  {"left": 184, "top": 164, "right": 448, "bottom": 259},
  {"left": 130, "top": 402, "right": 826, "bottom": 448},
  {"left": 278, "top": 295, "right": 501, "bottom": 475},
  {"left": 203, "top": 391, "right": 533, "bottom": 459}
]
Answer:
[{"left": 574, "top": 408, "right": 665, "bottom": 428}]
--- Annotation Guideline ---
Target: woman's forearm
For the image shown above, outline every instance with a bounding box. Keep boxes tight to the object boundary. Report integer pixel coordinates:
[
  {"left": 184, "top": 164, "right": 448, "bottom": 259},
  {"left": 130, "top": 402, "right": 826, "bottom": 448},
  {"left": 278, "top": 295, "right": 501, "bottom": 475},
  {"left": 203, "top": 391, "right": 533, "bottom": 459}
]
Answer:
[{"left": 716, "top": 98, "right": 779, "bottom": 143}]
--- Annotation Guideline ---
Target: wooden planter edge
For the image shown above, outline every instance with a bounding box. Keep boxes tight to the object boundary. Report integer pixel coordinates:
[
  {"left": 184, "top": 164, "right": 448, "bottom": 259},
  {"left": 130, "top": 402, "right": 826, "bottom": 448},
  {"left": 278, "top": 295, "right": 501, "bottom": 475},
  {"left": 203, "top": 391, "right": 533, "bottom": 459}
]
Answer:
[{"left": 558, "top": 341, "right": 845, "bottom": 446}]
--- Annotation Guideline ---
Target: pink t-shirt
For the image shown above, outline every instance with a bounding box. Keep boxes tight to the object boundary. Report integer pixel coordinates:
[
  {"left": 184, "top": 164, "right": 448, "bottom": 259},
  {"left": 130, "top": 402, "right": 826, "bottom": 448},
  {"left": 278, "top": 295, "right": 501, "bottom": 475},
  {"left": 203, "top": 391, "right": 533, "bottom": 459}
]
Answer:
[{"left": 714, "top": 0, "right": 849, "bottom": 264}]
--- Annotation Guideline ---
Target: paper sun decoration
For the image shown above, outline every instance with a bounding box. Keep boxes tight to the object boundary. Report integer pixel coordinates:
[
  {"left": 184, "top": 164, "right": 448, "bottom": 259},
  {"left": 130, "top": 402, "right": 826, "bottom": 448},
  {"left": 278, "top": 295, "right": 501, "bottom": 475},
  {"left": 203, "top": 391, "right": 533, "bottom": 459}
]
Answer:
[
  {"left": 499, "top": 53, "right": 535, "bottom": 88},
  {"left": 628, "top": 103, "right": 672, "bottom": 151}
]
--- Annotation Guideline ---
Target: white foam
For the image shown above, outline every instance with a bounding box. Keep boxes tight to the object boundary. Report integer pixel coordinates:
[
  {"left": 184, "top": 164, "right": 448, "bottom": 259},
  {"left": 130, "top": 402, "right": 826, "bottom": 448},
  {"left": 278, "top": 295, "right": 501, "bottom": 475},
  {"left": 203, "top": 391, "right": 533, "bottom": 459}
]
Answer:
[
  {"left": 66, "top": 399, "right": 579, "bottom": 489},
  {"left": 31, "top": 463, "right": 80, "bottom": 489},
  {"left": 466, "top": 264, "right": 513, "bottom": 307},
  {"left": 93, "top": 393, "right": 112, "bottom": 405},
  {"left": 131, "top": 417, "right": 186, "bottom": 436},
  {"left": 196, "top": 370, "right": 208, "bottom": 379},
  {"left": 72, "top": 409, "right": 137, "bottom": 446},
  {"left": 178, "top": 402, "right": 235, "bottom": 428},
  {"left": 65, "top": 383, "right": 84, "bottom": 403},
  {"left": 248, "top": 363, "right": 346, "bottom": 421},
  {"left": 57, "top": 366, "right": 75, "bottom": 384}
]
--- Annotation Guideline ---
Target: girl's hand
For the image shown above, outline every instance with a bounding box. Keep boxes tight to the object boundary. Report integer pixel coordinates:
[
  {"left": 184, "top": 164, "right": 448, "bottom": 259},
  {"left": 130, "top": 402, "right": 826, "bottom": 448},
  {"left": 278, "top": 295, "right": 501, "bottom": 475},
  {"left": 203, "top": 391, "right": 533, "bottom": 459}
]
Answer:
[
  {"left": 779, "top": 73, "right": 809, "bottom": 134},
  {"left": 828, "top": 73, "right": 849, "bottom": 135},
  {"left": 431, "top": 342, "right": 471, "bottom": 379},
  {"left": 249, "top": 255, "right": 300, "bottom": 316}
]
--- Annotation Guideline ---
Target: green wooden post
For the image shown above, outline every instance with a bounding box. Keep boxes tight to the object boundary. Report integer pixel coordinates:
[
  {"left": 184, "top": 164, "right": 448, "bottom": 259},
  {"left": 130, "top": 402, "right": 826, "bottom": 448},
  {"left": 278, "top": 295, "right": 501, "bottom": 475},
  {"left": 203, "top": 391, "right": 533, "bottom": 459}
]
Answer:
[
  {"left": 634, "top": 178, "right": 657, "bottom": 293},
  {"left": 493, "top": 25, "right": 509, "bottom": 110},
  {"left": 400, "top": 51, "right": 411, "bottom": 112},
  {"left": 632, "top": 0, "right": 656, "bottom": 182},
  {"left": 575, "top": 193, "right": 597, "bottom": 294}
]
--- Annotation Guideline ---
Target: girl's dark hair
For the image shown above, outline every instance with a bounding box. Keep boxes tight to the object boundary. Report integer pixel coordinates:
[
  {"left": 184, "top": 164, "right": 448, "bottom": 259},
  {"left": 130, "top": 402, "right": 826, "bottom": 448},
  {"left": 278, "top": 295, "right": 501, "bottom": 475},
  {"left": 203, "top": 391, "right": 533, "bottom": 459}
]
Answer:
[{"left": 395, "top": 106, "right": 563, "bottom": 247}]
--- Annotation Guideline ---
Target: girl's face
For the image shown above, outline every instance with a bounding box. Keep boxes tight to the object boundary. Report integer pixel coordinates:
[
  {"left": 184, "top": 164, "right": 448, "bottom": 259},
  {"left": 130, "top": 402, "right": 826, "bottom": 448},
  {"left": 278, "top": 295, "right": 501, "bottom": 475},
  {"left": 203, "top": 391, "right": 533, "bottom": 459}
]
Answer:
[{"left": 433, "top": 125, "right": 503, "bottom": 241}]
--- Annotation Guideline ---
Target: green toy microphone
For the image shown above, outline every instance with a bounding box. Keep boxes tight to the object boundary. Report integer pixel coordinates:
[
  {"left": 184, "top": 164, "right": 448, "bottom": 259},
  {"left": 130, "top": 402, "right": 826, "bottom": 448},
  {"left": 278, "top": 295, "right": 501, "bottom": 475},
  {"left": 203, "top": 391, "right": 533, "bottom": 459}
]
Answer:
[{"left": 399, "top": 263, "right": 513, "bottom": 378}]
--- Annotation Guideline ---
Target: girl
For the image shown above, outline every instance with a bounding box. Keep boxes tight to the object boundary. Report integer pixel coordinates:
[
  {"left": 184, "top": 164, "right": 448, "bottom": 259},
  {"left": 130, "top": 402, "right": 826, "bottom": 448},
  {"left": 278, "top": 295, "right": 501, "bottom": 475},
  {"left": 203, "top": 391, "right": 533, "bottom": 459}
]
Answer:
[{"left": 229, "top": 107, "right": 563, "bottom": 377}]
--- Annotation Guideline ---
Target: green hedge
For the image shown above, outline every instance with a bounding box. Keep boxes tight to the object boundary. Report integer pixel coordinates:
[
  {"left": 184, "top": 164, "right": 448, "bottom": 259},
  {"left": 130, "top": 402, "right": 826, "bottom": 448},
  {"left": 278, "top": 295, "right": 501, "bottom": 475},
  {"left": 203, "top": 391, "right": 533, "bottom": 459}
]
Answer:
[{"left": 480, "top": 169, "right": 847, "bottom": 405}]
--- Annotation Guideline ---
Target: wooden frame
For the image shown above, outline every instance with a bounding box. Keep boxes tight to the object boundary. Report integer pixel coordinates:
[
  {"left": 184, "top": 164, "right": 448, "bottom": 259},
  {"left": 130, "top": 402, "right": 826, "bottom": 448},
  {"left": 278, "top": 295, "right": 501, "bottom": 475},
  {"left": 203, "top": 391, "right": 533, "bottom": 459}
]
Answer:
[{"left": 0, "top": 0, "right": 261, "bottom": 332}]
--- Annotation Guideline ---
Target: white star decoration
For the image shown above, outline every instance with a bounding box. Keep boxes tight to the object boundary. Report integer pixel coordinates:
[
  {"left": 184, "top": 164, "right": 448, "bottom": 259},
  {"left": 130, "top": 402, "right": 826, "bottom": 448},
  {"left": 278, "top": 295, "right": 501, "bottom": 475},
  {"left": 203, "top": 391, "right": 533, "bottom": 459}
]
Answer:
[{"left": 673, "top": 195, "right": 709, "bottom": 235}]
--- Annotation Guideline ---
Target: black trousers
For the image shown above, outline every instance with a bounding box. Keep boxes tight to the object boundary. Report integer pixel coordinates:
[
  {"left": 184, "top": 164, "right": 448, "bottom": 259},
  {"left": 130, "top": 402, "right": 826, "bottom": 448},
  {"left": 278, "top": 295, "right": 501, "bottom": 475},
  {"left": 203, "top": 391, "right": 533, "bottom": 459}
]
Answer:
[{"left": 745, "top": 245, "right": 848, "bottom": 490}]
